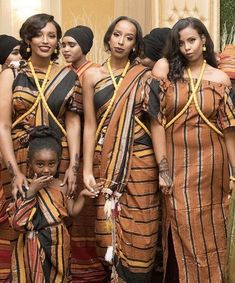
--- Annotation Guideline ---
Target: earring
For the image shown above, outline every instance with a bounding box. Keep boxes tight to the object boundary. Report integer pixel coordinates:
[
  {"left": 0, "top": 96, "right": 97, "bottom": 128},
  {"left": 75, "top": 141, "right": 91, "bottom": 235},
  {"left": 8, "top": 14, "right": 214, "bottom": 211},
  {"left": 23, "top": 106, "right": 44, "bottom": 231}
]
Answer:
[
  {"left": 132, "top": 47, "right": 136, "bottom": 52},
  {"left": 202, "top": 44, "right": 206, "bottom": 52},
  {"left": 54, "top": 48, "right": 58, "bottom": 54},
  {"left": 26, "top": 44, "right": 31, "bottom": 53}
]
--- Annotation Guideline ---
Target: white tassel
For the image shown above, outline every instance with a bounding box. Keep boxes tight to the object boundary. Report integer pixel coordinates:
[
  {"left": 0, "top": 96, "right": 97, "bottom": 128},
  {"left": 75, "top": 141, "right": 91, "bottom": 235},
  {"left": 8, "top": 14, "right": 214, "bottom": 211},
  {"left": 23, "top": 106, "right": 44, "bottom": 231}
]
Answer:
[
  {"left": 104, "top": 199, "right": 112, "bottom": 218},
  {"left": 105, "top": 245, "right": 113, "bottom": 263}
]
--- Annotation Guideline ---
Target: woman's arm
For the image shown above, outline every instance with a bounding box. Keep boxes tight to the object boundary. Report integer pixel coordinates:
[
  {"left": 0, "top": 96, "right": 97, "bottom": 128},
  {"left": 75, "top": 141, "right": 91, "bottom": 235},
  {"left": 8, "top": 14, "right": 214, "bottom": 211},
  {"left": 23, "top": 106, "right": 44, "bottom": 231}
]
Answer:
[
  {"left": 0, "top": 69, "right": 28, "bottom": 198},
  {"left": 82, "top": 69, "right": 98, "bottom": 191},
  {"left": 61, "top": 111, "right": 81, "bottom": 196},
  {"left": 151, "top": 119, "right": 172, "bottom": 194},
  {"left": 224, "top": 128, "right": 235, "bottom": 177}
]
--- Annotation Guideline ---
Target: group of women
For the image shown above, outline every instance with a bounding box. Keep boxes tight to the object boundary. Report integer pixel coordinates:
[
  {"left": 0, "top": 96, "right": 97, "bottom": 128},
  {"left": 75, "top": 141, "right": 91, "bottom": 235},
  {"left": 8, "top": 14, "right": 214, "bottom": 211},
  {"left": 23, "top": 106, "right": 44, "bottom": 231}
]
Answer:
[{"left": 0, "top": 12, "right": 234, "bottom": 283}]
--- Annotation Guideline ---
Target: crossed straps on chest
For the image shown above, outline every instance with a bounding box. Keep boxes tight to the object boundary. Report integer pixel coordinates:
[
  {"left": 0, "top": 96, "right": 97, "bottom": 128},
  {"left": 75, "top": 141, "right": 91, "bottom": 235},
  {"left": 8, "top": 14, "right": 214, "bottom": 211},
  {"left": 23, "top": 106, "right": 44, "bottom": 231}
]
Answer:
[
  {"left": 166, "top": 60, "right": 223, "bottom": 137},
  {"left": 12, "top": 60, "right": 67, "bottom": 136}
]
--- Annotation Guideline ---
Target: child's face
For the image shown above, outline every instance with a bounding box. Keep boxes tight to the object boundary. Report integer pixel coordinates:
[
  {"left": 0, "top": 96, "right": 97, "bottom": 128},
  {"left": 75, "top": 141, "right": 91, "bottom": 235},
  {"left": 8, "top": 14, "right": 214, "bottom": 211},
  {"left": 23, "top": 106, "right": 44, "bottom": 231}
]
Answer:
[{"left": 30, "top": 149, "right": 59, "bottom": 178}]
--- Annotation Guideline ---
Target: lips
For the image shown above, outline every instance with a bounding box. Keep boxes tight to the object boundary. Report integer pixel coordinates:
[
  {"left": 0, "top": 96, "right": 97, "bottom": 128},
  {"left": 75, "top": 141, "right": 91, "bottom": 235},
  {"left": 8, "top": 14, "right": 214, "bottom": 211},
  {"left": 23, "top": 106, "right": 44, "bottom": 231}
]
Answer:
[
  {"left": 114, "top": 47, "right": 124, "bottom": 53},
  {"left": 39, "top": 46, "right": 51, "bottom": 52}
]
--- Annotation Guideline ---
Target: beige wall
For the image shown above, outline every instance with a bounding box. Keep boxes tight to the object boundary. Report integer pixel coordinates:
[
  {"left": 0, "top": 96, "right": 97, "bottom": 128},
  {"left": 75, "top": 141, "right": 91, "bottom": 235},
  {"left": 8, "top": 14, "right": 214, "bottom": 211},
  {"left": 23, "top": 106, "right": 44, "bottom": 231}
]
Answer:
[{"left": 61, "top": 0, "right": 114, "bottom": 63}]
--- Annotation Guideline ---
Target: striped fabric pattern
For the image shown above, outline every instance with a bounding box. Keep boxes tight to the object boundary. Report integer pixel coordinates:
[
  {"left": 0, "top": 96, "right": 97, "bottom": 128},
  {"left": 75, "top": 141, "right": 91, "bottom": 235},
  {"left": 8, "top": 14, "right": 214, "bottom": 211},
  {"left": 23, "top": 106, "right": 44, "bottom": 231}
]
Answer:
[
  {"left": 0, "top": 62, "right": 81, "bottom": 280},
  {"left": 7, "top": 187, "right": 71, "bottom": 282},
  {"left": 92, "top": 64, "right": 161, "bottom": 281},
  {"left": 69, "top": 61, "right": 107, "bottom": 282},
  {"left": 156, "top": 79, "right": 235, "bottom": 282}
]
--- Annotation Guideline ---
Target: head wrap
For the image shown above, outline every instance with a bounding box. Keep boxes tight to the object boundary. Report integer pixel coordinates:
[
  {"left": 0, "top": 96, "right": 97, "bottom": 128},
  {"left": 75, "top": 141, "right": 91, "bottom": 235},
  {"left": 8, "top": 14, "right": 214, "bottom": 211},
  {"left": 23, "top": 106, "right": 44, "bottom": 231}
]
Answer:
[
  {"left": 0, "top": 34, "right": 20, "bottom": 65},
  {"left": 143, "top": 27, "right": 171, "bottom": 62},
  {"left": 63, "top": 25, "right": 94, "bottom": 55}
]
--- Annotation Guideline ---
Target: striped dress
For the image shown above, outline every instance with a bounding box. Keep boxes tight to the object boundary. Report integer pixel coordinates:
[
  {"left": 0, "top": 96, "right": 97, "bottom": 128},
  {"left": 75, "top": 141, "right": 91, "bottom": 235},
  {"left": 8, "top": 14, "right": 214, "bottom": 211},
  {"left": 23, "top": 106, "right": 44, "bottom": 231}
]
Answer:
[
  {"left": 7, "top": 187, "right": 71, "bottom": 282},
  {"left": 92, "top": 64, "right": 161, "bottom": 282},
  {"left": 0, "top": 61, "right": 80, "bottom": 280},
  {"left": 68, "top": 62, "right": 107, "bottom": 282},
  {"left": 157, "top": 79, "right": 235, "bottom": 283}
]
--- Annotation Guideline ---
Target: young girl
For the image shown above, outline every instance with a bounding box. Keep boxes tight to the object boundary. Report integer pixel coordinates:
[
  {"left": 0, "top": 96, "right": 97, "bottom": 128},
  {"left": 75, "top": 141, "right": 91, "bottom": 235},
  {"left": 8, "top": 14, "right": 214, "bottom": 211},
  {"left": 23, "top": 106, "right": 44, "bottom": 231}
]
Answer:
[{"left": 7, "top": 126, "right": 99, "bottom": 282}]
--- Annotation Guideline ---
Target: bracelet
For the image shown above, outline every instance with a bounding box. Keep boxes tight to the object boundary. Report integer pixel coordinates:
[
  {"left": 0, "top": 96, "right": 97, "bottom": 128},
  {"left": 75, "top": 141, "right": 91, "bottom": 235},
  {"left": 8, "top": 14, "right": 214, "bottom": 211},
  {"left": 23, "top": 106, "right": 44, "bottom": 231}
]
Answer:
[{"left": 230, "top": 176, "right": 235, "bottom": 182}]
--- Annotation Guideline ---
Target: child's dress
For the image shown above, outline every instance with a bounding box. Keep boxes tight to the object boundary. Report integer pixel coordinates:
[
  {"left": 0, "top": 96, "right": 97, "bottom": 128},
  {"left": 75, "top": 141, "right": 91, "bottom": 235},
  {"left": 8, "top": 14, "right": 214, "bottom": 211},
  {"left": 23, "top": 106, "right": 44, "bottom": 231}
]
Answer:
[{"left": 7, "top": 187, "right": 70, "bottom": 282}]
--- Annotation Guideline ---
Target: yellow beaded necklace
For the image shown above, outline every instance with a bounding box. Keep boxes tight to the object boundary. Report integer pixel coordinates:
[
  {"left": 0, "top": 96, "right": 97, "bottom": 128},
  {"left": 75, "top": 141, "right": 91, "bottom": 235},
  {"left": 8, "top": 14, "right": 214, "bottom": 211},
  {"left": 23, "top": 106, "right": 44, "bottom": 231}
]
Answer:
[
  {"left": 12, "top": 60, "right": 67, "bottom": 136},
  {"left": 95, "top": 58, "right": 130, "bottom": 142}
]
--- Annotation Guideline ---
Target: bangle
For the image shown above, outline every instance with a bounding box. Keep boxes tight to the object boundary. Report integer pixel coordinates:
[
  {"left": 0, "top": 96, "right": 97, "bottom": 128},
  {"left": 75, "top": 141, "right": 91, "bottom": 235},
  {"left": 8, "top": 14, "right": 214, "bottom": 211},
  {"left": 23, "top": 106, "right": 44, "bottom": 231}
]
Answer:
[{"left": 230, "top": 176, "right": 235, "bottom": 182}]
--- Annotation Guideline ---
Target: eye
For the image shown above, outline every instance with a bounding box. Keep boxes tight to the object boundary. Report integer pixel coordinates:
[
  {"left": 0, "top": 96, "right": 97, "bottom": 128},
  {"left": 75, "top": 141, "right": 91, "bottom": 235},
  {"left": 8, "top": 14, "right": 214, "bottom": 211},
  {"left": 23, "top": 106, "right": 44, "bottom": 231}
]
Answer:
[
  {"left": 127, "top": 36, "right": 134, "bottom": 41},
  {"left": 11, "top": 50, "right": 20, "bottom": 55},
  {"left": 49, "top": 162, "right": 56, "bottom": 167},
  {"left": 61, "top": 43, "right": 66, "bottom": 48},
  {"left": 49, "top": 34, "right": 57, "bottom": 39},
  {"left": 36, "top": 162, "right": 44, "bottom": 168},
  {"left": 69, "top": 43, "right": 76, "bottom": 48},
  {"left": 113, "top": 32, "right": 120, "bottom": 37},
  {"left": 179, "top": 41, "right": 184, "bottom": 47},
  {"left": 189, "top": 38, "right": 196, "bottom": 43}
]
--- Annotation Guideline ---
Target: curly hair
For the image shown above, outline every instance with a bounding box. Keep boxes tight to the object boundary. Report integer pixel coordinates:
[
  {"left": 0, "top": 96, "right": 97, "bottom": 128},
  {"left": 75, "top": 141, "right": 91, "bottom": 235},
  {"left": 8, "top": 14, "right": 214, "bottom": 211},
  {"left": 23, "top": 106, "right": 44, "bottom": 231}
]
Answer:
[
  {"left": 165, "top": 17, "right": 218, "bottom": 82},
  {"left": 19, "top": 13, "right": 62, "bottom": 61},
  {"left": 28, "top": 125, "right": 62, "bottom": 161},
  {"left": 103, "top": 16, "right": 144, "bottom": 62}
]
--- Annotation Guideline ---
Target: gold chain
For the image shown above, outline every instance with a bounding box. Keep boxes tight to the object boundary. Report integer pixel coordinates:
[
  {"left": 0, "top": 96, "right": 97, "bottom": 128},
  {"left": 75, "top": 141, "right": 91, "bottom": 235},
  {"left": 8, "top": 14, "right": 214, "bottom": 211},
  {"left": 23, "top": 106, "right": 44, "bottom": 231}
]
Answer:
[{"left": 95, "top": 58, "right": 130, "bottom": 142}]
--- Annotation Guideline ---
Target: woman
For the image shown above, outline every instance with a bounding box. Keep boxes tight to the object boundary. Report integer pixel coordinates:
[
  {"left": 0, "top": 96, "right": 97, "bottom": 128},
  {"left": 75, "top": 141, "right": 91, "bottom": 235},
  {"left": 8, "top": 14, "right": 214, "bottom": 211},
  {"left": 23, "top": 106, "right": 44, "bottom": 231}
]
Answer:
[
  {"left": 82, "top": 16, "right": 170, "bottom": 282},
  {"left": 0, "top": 34, "right": 22, "bottom": 282},
  {"left": 0, "top": 34, "right": 21, "bottom": 72},
  {"left": 0, "top": 13, "right": 81, "bottom": 280},
  {"left": 152, "top": 17, "right": 235, "bottom": 282},
  {"left": 62, "top": 25, "right": 105, "bottom": 282}
]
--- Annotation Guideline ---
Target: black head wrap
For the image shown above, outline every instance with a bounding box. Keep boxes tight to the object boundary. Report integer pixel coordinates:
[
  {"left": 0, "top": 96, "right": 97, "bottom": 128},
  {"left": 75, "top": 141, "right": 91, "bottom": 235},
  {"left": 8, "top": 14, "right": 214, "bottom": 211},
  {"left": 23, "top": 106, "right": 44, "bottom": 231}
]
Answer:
[
  {"left": 63, "top": 25, "right": 94, "bottom": 55},
  {"left": 143, "top": 27, "right": 171, "bottom": 61},
  {"left": 0, "top": 34, "right": 20, "bottom": 65}
]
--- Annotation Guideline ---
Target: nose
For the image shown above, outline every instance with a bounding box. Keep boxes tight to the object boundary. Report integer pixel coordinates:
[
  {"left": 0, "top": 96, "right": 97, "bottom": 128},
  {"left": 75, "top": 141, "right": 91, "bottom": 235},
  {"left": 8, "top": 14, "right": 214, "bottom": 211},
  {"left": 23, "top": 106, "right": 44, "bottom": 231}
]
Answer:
[
  {"left": 43, "top": 166, "right": 50, "bottom": 175},
  {"left": 42, "top": 35, "right": 48, "bottom": 44},
  {"left": 118, "top": 36, "right": 124, "bottom": 45},
  {"left": 184, "top": 42, "right": 191, "bottom": 51}
]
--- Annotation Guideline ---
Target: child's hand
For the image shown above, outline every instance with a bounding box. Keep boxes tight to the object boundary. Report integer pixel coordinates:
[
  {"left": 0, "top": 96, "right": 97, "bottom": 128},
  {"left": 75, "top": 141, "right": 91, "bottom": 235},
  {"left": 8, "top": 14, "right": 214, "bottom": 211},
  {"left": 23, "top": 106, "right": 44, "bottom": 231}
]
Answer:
[{"left": 30, "top": 174, "right": 53, "bottom": 193}]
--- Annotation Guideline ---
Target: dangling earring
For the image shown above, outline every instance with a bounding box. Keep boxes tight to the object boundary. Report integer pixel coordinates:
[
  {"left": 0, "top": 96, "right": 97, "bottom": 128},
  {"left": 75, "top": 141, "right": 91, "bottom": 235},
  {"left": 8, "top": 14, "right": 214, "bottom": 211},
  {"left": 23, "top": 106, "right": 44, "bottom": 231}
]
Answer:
[
  {"left": 26, "top": 44, "right": 31, "bottom": 53},
  {"left": 202, "top": 44, "right": 206, "bottom": 52},
  {"left": 54, "top": 48, "right": 58, "bottom": 54},
  {"left": 132, "top": 47, "right": 136, "bottom": 52}
]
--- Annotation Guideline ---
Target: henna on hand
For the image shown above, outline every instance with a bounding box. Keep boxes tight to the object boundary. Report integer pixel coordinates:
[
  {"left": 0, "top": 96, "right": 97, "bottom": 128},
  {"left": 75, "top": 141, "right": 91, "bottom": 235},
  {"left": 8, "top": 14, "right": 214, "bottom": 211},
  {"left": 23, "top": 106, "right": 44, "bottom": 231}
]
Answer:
[
  {"left": 72, "top": 153, "right": 79, "bottom": 176},
  {"left": 7, "top": 161, "right": 16, "bottom": 183},
  {"left": 158, "top": 156, "right": 172, "bottom": 187}
]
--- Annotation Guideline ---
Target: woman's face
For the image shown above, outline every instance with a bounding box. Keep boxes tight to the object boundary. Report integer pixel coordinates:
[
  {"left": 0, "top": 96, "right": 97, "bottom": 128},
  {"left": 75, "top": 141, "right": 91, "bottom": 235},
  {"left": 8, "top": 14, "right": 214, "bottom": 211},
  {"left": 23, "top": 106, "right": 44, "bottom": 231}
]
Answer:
[
  {"left": 109, "top": 20, "right": 136, "bottom": 60},
  {"left": 29, "top": 22, "right": 58, "bottom": 59},
  {"left": 61, "top": 36, "right": 84, "bottom": 64},
  {"left": 178, "top": 26, "right": 205, "bottom": 63},
  {"left": 4, "top": 45, "right": 21, "bottom": 66}
]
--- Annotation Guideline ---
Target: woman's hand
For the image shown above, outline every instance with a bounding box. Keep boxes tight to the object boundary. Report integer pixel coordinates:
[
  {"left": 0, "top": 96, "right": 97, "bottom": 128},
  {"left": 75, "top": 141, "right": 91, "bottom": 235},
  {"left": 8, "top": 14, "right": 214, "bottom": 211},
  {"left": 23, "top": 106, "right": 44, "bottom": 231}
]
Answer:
[
  {"left": 83, "top": 174, "right": 99, "bottom": 192},
  {"left": 12, "top": 171, "right": 29, "bottom": 199},
  {"left": 61, "top": 166, "right": 78, "bottom": 198},
  {"left": 159, "top": 173, "right": 173, "bottom": 195}
]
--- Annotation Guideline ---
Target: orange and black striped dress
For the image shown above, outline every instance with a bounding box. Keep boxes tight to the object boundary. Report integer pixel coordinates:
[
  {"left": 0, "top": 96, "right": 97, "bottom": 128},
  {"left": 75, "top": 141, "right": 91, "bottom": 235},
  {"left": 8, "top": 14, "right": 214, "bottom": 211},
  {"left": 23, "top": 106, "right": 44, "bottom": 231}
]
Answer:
[
  {"left": 157, "top": 79, "right": 235, "bottom": 282},
  {"left": 0, "top": 61, "right": 80, "bottom": 281},
  {"left": 93, "top": 64, "right": 161, "bottom": 282},
  {"left": 7, "top": 187, "right": 71, "bottom": 282}
]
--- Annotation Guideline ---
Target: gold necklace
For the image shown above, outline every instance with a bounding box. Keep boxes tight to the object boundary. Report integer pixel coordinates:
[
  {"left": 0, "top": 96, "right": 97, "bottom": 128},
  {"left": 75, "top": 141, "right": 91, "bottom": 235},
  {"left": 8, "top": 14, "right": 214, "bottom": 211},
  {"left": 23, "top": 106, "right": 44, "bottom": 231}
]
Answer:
[{"left": 95, "top": 58, "right": 130, "bottom": 143}]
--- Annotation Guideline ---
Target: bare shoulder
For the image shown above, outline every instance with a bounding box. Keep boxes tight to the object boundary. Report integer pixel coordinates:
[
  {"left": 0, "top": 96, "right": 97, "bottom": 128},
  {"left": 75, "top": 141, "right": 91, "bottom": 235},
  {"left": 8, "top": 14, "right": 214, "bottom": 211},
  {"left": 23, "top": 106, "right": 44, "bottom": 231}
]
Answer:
[
  {"left": 83, "top": 65, "right": 105, "bottom": 86},
  {"left": 152, "top": 58, "right": 169, "bottom": 79},
  {"left": 207, "top": 66, "right": 231, "bottom": 86},
  {"left": 0, "top": 68, "right": 15, "bottom": 83}
]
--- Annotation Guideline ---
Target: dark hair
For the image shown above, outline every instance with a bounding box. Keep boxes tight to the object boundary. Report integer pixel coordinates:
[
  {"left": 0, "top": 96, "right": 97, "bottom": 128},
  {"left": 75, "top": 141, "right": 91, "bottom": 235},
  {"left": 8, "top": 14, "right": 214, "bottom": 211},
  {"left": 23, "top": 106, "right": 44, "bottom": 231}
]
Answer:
[
  {"left": 103, "top": 16, "right": 144, "bottom": 62},
  {"left": 19, "top": 13, "right": 62, "bottom": 61},
  {"left": 165, "top": 17, "right": 218, "bottom": 82},
  {"left": 28, "top": 125, "right": 62, "bottom": 161}
]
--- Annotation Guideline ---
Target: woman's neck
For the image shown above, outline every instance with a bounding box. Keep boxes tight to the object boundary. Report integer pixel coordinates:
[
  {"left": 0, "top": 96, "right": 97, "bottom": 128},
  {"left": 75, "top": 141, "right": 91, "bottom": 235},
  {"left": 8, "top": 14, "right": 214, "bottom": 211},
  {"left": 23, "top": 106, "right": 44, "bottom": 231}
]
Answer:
[
  {"left": 108, "top": 57, "right": 130, "bottom": 71},
  {"left": 30, "top": 54, "right": 52, "bottom": 71},
  {"left": 187, "top": 57, "right": 205, "bottom": 71},
  {"left": 72, "top": 57, "right": 87, "bottom": 70}
]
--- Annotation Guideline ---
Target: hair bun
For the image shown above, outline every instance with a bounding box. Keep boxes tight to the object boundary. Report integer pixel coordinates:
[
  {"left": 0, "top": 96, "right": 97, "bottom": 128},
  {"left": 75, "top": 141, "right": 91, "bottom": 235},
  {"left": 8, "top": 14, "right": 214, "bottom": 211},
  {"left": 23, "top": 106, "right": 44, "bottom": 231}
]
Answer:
[{"left": 29, "top": 125, "right": 61, "bottom": 144}]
